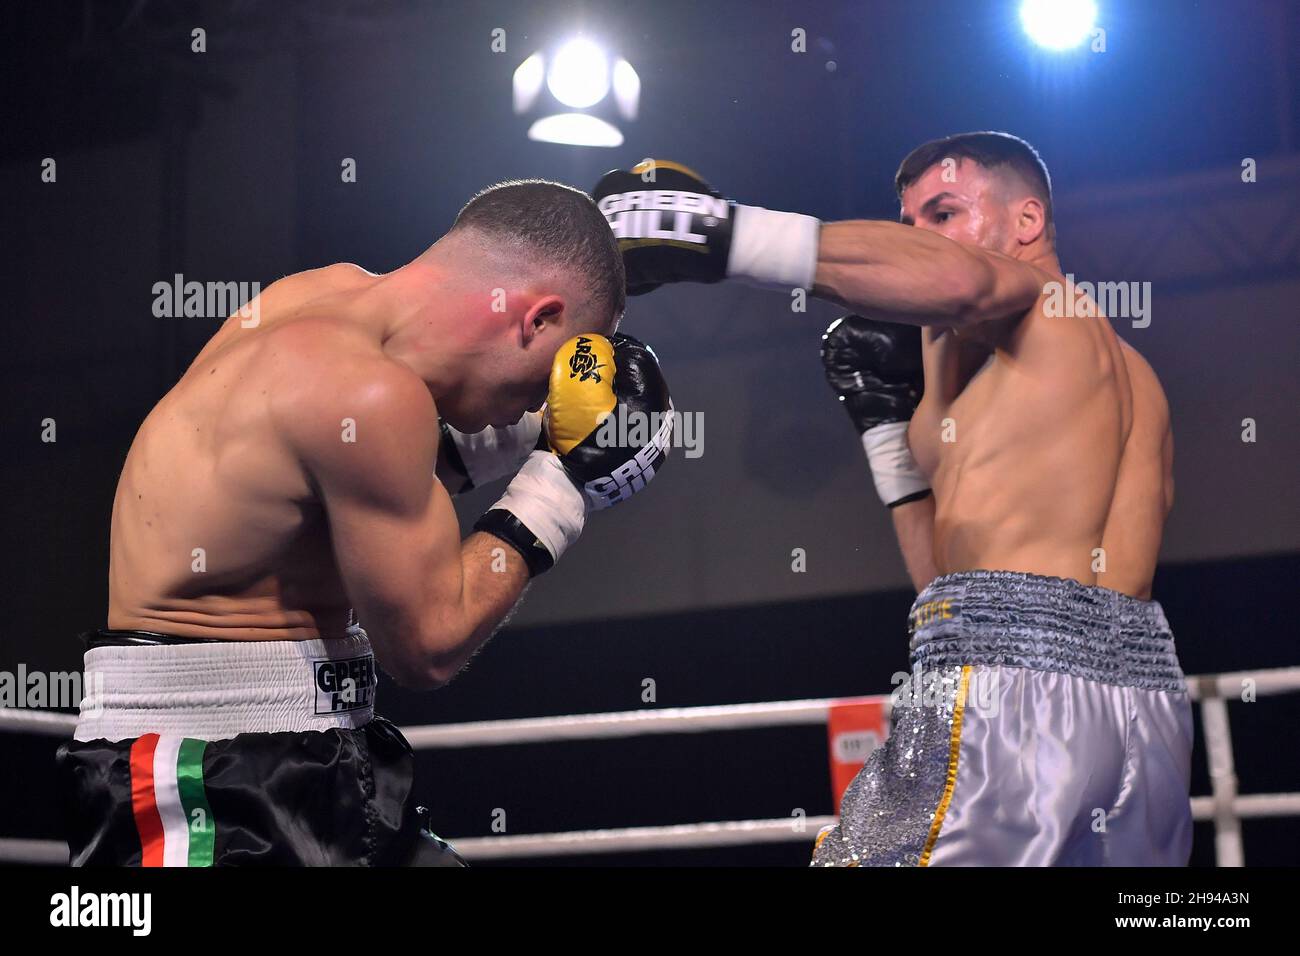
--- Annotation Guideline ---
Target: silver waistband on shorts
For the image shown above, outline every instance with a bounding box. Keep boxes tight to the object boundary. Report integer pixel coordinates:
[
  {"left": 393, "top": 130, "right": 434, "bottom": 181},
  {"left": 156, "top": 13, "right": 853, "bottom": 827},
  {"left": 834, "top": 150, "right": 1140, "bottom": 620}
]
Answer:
[
  {"left": 73, "top": 626, "right": 377, "bottom": 742},
  {"left": 907, "top": 570, "right": 1186, "bottom": 692}
]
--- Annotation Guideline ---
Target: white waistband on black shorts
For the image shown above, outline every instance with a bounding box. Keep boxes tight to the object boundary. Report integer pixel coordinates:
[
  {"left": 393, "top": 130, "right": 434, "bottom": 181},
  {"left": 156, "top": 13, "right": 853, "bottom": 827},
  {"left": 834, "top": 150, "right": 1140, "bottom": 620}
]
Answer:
[{"left": 73, "top": 627, "right": 377, "bottom": 742}]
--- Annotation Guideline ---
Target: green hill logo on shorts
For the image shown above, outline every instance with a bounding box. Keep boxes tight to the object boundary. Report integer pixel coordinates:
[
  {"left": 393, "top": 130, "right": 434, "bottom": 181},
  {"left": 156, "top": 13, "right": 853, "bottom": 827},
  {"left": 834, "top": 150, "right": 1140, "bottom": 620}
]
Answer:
[{"left": 314, "top": 655, "right": 376, "bottom": 714}]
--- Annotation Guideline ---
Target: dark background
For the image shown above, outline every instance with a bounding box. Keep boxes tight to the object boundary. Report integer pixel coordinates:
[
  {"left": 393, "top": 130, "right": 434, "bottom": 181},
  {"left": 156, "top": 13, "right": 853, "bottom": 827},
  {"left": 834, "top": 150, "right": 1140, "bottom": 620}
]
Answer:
[{"left": 1, "top": 0, "right": 1297, "bottom": 865}]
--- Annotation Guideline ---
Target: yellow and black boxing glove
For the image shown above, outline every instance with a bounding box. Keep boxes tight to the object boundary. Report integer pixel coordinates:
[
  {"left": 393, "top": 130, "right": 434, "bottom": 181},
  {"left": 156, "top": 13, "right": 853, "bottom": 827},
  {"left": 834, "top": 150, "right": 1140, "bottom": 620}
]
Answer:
[{"left": 473, "top": 333, "right": 673, "bottom": 576}]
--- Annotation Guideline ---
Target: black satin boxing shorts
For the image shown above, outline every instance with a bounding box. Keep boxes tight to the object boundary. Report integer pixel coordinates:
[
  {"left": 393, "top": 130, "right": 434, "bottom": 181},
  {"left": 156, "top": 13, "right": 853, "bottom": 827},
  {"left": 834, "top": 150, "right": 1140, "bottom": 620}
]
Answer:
[{"left": 56, "top": 628, "right": 466, "bottom": 867}]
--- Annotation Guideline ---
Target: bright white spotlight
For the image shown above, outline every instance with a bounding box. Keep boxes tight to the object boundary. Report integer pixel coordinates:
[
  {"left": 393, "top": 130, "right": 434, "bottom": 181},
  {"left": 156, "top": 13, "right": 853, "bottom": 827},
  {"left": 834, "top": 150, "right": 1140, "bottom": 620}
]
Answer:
[
  {"left": 513, "top": 52, "right": 545, "bottom": 114},
  {"left": 612, "top": 58, "right": 641, "bottom": 121},
  {"left": 1019, "top": 0, "right": 1097, "bottom": 51},
  {"left": 528, "top": 113, "right": 624, "bottom": 148},
  {"left": 547, "top": 37, "right": 610, "bottom": 109}
]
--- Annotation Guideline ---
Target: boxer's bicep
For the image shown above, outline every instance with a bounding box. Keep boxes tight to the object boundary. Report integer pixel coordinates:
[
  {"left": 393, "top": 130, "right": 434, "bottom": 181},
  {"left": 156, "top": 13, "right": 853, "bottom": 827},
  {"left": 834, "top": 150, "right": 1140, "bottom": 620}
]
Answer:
[
  {"left": 323, "top": 464, "right": 464, "bottom": 687},
  {"left": 812, "top": 220, "right": 1042, "bottom": 328},
  {"left": 284, "top": 369, "right": 476, "bottom": 687}
]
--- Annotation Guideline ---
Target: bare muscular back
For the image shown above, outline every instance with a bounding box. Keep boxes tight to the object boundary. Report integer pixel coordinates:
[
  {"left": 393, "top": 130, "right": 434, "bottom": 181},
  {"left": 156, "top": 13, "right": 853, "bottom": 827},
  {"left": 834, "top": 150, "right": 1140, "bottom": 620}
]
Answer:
[
  {"left": 108, "top": 264, "right": 387, "bottom": 640},
  {"left": 908, "top": 284, "right": 1172, "bottom": 599}
]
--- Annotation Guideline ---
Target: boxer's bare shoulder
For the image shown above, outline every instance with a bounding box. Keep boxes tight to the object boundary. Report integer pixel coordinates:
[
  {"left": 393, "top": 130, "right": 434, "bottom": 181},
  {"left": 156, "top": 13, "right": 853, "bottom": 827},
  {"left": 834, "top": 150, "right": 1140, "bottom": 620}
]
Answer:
[
  {"left": 266, "top": 317, "right": 439, "bottom": 485},
  {"left": 188, "top": 263, "right": 379, "bottom": 370},
  {"left": 256, "top": 261, "right": 375, "bottom": 306},
  {"left": 254, "top": 262, "right": 376, "bottom": 318},
  {"left": 1012, "top": 284, "right": 1124, "bottom": 387}
]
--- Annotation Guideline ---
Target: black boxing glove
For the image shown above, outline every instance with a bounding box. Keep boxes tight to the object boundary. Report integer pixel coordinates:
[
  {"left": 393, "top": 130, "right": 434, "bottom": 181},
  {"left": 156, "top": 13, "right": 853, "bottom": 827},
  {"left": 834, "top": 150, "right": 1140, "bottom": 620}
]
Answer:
[
  {"left": 821, "top": 314, "right": 930, "bottom": 508},
  {"left": 473, "top": 332, "right": 673, "bottom": 575},
  {"left": 593, "top": 159, "right": 820, "bottom": 295}
]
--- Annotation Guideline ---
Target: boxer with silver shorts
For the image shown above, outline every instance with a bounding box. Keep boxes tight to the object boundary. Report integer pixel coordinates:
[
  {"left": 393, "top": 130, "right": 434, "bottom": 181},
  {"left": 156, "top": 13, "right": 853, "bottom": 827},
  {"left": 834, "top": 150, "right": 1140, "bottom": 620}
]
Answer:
[
  {"left": 595, "top": 133, "right": 1193, "bottom": 866},
  {"left": 812, "top": 571, "right": 1191, "bottom": 865}
]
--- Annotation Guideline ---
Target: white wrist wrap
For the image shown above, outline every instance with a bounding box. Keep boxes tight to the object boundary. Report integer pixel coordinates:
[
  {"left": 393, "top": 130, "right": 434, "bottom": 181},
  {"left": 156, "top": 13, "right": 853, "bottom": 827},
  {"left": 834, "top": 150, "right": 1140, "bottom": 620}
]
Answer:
[
  {"left": 489, "top": 450, "right": 586, "bottom": 564},
  {"left": 726, "top": 204, "right": 821, "bottom": 290},
  {"left": 861, "top": 421, "right": 930, "bottom": 507},
  {"left": 446, "top": 412, "right": 542, "bottom": 488}
]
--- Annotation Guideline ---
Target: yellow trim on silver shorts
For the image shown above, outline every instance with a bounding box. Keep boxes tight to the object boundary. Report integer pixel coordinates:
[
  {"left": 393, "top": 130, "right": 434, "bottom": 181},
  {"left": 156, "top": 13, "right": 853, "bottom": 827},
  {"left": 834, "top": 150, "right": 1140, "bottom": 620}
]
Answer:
[{"left": 918, "top": 665, "right": 971, "bottom": 867}]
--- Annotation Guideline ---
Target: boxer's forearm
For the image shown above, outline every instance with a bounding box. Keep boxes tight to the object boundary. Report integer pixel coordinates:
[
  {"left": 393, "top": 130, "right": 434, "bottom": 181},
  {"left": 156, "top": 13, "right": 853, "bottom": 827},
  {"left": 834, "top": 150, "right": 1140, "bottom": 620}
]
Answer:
[
  {"left": 890, "top": 494, "right": 940, "bottom": 593},
  {"left": 362, "top": 532, "right": 529, "bottom": 690},
  {"left": 811, "top": 220, "right": 1041, "bottom": 327},
  {"left": 420, "top": 532, "right": 531, "bottom": 683}
]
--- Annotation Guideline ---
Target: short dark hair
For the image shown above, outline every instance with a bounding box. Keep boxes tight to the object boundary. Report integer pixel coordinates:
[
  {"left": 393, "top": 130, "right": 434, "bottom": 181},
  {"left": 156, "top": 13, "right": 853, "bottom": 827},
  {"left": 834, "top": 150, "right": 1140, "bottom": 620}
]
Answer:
[
  {"left": 895, "top": 131, "right": 1054, "bottom": 243},
  {"left": 452, "top": 179, "right": 625, "bottom": 328}
]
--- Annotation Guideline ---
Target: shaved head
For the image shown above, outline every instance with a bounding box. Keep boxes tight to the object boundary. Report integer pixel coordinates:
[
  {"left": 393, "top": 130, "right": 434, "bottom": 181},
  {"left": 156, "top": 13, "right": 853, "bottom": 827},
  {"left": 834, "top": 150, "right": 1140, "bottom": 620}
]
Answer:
[
  {"left": 451, "top": 179, "right": 624, "bottom": 333},
  {"left": 896, "top": 132, "right": 1054, "bottom": 246}
]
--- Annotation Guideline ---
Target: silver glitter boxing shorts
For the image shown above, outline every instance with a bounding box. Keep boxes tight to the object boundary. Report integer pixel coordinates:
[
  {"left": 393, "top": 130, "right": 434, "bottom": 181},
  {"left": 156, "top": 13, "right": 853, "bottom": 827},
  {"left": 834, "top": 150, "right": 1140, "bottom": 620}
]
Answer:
[{"left": 811, "top": 570, "right": 1194, "bottom": 866}]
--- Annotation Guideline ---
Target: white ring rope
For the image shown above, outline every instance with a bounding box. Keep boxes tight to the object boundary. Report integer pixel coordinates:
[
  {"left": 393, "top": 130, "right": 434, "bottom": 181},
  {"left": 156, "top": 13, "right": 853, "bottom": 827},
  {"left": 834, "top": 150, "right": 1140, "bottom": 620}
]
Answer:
[
  {"left": 1189, "top": 792, "right": 1300, "bottom": 819},
  {"left": 399, "top": 665, "right": 1300, "bottom": 749},
  {"left": 4, "top": 667, "right": 1297, "bottom": 742},
  {"left": 0, "top": 838, "right": 68, "bottom": 866},
  {"left": 1, "top": 666, "right": 1297, "bottom": 865},
  {"left": 1189, "top": 666, "right": 1300, "bottom": 701},
  {"left": 4, "top": 795, "right": 1299, "bottom": 864},
  {"left": 451, "top": 816, "right": 842, "bottom": 860},
  {"left": 0, "top": 709, "right": 78, "bottom": 736},
  {"left": 401, "top": 697, "right": 865, "bottom": 749}
]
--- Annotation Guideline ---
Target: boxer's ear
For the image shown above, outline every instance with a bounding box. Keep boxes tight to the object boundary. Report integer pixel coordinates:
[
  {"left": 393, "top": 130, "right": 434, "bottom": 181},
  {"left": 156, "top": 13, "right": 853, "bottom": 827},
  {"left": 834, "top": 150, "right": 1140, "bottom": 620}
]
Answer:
[
  {"left": 1015, "top": 196, "right": 1047, "bottom": 246},
  {"left": 521, "top": 295, "right": 565, "bottom": 344}
]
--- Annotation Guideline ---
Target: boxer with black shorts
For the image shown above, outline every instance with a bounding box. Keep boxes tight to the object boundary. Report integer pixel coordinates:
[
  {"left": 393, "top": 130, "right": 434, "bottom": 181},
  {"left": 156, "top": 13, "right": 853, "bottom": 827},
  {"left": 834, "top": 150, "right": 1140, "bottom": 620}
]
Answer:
[{"left": 58, "top": 181, "right": 673, "bottom": 866}]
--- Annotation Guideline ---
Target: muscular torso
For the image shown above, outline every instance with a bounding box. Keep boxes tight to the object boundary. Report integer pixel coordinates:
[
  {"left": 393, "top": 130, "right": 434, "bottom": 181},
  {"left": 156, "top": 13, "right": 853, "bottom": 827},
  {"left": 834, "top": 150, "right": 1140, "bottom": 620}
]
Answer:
[
  {"left": 108, "top": 264, "right": 392, "bottom": 640},
  {"left": 908, "top": 284, "right": 1172, "bottom": 598}
]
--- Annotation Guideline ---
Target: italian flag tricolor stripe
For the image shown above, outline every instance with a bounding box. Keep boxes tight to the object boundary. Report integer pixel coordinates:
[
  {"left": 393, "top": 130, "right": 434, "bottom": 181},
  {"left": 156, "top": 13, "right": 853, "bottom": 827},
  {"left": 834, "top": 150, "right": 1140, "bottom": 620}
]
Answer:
[
  {"left": 128, "top": 735, "right": 165, "bottom": 867},
  {"left": 128, "top": 734, "right": 215, "bottom": 867}
]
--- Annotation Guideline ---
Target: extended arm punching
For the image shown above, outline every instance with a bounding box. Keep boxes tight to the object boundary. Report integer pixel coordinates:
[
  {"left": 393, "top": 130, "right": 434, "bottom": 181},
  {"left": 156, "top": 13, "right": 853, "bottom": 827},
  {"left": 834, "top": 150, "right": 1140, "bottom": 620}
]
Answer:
[
  {"left": 593, "top": 160, "right": 1048, "bottom": 591},
  {"left": 593, "top": 161, "right": 1043, "bottom": 329},
  {"left": 812, "top": 220, "right": 1043, "bottom": 328}
]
